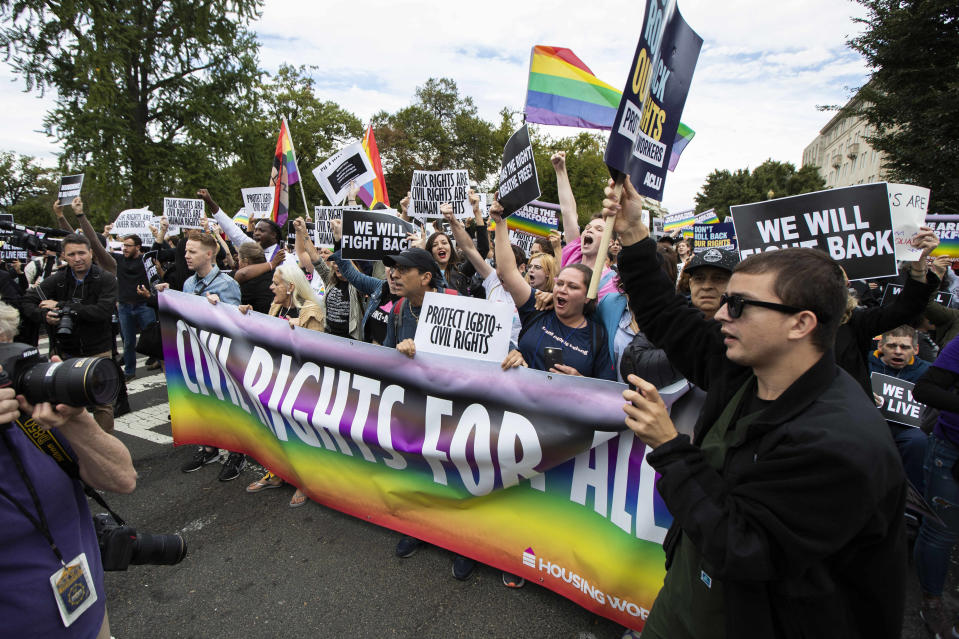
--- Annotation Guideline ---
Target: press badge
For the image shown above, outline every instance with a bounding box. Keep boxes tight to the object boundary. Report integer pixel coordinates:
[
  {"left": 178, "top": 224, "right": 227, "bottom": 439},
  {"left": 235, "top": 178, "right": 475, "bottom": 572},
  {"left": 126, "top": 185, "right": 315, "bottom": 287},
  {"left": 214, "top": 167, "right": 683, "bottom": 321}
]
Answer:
[{"left": 49, "top": 552, "right": 98, "bottom": 627}]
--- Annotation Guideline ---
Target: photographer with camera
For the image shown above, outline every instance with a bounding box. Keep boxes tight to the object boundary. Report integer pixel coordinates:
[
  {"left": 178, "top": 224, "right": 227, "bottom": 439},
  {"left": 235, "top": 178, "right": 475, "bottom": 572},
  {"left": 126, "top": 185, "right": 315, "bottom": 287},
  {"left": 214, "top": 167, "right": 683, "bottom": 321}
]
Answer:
[
  {"left": 0, "top": 301, "right": 136, "bottom": 638},
  {"left": 20, "top": 233, "right": 119, "bottom": 433}
]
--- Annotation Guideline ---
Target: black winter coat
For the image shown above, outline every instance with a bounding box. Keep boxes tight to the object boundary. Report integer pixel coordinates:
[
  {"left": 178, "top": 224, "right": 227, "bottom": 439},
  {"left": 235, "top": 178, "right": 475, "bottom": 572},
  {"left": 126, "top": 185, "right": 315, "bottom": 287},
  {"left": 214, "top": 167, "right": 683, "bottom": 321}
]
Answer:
[{"left": 618, "top": 238, "right": 906, "bottom": 639}]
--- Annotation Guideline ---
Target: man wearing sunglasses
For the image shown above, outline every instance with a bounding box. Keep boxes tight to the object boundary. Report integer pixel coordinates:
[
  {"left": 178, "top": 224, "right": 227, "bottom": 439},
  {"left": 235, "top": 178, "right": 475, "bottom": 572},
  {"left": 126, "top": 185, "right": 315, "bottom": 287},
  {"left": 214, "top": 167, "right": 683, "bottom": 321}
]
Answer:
[{"left": 603, "top": 178, "right": 906, "bottom": 639}]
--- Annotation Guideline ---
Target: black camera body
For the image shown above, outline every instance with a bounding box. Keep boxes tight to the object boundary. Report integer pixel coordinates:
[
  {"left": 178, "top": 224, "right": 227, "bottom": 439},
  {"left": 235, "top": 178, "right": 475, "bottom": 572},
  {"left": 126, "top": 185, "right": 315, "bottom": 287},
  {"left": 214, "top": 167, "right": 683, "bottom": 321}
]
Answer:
[
  {"left": 48, "top": 306, "right": 79, "bottom": 338},
  {"left": 92, "top": 513, "right": 188, "bottom": 571},
  {"left": 0, "top": 221, "right": 66, "bottom": 253},
  {"left": 0, "top": 342, "right": 119, "bottom": 406}
]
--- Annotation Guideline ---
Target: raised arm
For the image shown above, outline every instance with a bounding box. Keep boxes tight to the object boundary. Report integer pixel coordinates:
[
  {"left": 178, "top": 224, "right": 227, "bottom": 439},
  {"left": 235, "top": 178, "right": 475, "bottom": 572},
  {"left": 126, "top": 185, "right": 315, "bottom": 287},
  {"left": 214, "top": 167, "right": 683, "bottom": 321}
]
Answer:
[
  {"left": 491, "top": 198, "right": 532, "bottom": 307},
  {"left": 328, "top": 219, "right": 384, "bottom": 296},
  {"left": 199, "top": 188, "right": 253, "bottom": 249},
  {"left": 70, "top": 197, "right": 116, "bottom": 274},
  {"left": 552, "top": 152, "right": 579, "bottom": 244},
  {"left": 293, "top": 216, "right": 319, "bottom": 269},
  {"left": 443, "top": 203, "right": 491, "bottom": 279},
  {"left": 52, "top": 200, "right": 74, "bottom": 233}
]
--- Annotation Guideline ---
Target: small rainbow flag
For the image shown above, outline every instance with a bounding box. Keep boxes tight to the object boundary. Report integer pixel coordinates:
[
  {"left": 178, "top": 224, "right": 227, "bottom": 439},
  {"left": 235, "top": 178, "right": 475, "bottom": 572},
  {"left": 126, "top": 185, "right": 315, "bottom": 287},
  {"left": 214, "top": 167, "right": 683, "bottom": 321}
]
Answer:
[
  {"left": 269, "top": 118, "right": 299, "bottom": 226},
  {"left": 669, "top": 123, "right": 695, "bottom": 172},
  {"left": 232, "top": 208, "right": 249, "bottom": 229},
  {"left": 357, "top": 124, "right": 389, "bottom": 209},
  {"left": 524, "top": 45, "right": 621, "bottom": 130}
]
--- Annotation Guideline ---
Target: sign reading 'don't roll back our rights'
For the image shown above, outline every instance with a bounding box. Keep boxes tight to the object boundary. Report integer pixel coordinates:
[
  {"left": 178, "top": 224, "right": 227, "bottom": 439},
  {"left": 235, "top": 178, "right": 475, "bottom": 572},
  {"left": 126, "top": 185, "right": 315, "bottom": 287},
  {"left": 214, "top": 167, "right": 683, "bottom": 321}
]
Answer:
[{"left": 730, "top": 183, "right": 896, "bottom": 281}]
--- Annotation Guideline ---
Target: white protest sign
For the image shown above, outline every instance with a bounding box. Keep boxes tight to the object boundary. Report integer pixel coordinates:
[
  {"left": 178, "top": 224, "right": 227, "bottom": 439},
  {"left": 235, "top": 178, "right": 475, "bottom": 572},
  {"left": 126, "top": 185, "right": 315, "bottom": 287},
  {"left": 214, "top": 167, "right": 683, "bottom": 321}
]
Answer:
[
  {"left": 58, "top": 174, "right": 84, "bottom": 206},
  {"left": 414, "top": 292, "right": 512, "bottom": 362},
  {"left": 163, "top": 198, "right": 204, "bottom": 229},
  {"left": 312, "top": 206, "right": 358, "bottom": 248},
  {"left": 508, "top": 230, "right": 537, "bottom": 257},
  {"left": 408, "top": 170, "right": 471, "bottom": 220},
  {"left": 241, "top": 187, "right": 275, "bottom": 221},
  {"left": 112, "top": 208, "right": 154, "bottom": 247},
  {"left": 889, "top": 183, "right": 931, "bottom": 261},
  {"left": 312, "top": 141, "right": 375, "bottom": 206}
]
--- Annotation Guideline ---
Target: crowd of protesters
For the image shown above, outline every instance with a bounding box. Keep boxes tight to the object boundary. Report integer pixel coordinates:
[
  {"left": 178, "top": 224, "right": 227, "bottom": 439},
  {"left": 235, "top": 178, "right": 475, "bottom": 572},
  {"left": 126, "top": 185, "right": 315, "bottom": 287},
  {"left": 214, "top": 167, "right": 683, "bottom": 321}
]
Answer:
[{"left": 2, "top": 151, "right": 959, "bottom": 638}]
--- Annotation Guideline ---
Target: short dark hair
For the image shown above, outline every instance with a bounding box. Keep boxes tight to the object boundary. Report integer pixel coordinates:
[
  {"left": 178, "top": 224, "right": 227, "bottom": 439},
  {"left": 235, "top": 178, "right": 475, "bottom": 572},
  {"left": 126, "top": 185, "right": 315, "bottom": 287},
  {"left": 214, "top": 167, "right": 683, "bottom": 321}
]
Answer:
[
  {"left": 254, "top": 218, "right": 283, "bottom": 241},
  {"left": 122, "top": 234, "right": 142, "bottom": 247},
  {"left": 511, "top": 244, "right": 528, "bottom": 268},
  {"left": 733, "top": 248, "right": 846, "bottom": 351},
  {"left": 61, "top": 233, "right": 90, "bottom": 251},
  {"left": 560, "top": 263, "right": 597, "bottom": 315},
  {"left": 532, "top": 237, "right": 551, "bottom": 254}
]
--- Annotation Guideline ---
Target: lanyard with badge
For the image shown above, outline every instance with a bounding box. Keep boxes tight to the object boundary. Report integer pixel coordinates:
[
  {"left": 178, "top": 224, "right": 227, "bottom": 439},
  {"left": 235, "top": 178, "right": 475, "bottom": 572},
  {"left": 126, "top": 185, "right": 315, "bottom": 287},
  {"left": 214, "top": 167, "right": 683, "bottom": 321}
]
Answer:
[{"left": 0, "top": 428, "right": 98, "bottom": 627}]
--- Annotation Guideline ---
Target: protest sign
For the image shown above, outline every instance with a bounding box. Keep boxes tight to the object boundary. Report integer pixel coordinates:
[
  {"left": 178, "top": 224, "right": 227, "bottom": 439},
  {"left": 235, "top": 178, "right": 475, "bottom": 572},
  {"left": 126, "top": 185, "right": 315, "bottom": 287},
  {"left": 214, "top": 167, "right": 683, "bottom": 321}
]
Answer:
[
  {"left": 160, "top": 290, "right": 687, "bottom": 631},
  {"left": 651, "top": 216, "right": 664, "bottom": 238},
  {"left": 508, "top": 230, "right": 537, "bottom": 257},
  {"left": 112, "top": 208, "right": 154, "bottom": 247},
  {"left": 341, "top": 209, "right": 417, "bottom": 260},
  {"left": 498, "top": 125, "right": 540, "bottom": 216},
  {"left": 888, "top": 184, "right": 930, "bottom": 261},
  {"left": 142, "top": 250, "right": 160, "bottom": 288},
  {"left": 408, "top": 170, "right": 471, "bottom": 219},
  {"left": 163, "top": 198, "right": 204, "bottom": 229},
  {"left": 880, "top": 283, "right": 952, "bottom": 308},
  {"left": 312, "top": 141, "right": 375, "bottom": 206},
  {"left": 926, "top": 214, "right": 959, "bottom": 259},
  {"left": 605, "top": 0, "right": 702, "bottom": 202},
  {"left": 871, "top": 373, "right": 923, "bottom": 428},
  {"left": 662, "top": 208, "right": 696, "bottom": 234},
  {"left": 57, "top": 174, "right": 84, "bottom": 206},
  {"left": 506, "top": 201, "right": 559, "bottom": 238},
  {"left": 731, "top": 184, "right": 896, "bottom": 281},
  {"left": 284, "top": 219, "right": 315, "bottom": 251},
  {"left": 693, "top": 222, "right": 736, "bottom": 253},
  {"left": 413, "top": 292, "right": 513, "bottom": 362},
  {"left": 241, "top": 187, "right": 275, "bottom": 221},
  {"left": 0, "top": 246, "right": 29, "bottom": 261}
]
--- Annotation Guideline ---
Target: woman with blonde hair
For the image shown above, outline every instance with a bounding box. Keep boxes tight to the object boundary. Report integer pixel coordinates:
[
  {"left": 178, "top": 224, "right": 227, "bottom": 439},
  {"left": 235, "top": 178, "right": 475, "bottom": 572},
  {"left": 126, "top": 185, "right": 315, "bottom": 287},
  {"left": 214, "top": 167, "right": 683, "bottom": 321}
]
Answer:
[{"left": 239, "top": 262, "right": 324, "bottom": 506}]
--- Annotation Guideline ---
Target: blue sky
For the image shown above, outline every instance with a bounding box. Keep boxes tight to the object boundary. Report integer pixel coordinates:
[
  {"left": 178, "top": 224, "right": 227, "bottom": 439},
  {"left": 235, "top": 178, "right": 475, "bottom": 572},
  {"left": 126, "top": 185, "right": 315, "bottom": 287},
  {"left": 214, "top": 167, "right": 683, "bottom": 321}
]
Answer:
[{"left": 0, "top": 0, "right": 872, "bottom": 213}]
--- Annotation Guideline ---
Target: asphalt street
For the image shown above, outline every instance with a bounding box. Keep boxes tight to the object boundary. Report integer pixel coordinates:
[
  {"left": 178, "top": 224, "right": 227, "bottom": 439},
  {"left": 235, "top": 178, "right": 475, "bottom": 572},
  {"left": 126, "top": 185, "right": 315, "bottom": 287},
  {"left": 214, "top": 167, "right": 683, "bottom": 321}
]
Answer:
[{"left": 96, "top": 354, "right": 946, "bottom": 638}]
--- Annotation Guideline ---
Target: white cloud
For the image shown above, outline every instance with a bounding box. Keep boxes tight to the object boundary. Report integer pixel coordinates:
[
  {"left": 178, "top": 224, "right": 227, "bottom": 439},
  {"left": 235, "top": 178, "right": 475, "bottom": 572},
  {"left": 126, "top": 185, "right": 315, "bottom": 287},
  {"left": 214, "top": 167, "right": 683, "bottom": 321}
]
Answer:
[{"left": 0, "top": 0, "right": 873, "bottom": 210}]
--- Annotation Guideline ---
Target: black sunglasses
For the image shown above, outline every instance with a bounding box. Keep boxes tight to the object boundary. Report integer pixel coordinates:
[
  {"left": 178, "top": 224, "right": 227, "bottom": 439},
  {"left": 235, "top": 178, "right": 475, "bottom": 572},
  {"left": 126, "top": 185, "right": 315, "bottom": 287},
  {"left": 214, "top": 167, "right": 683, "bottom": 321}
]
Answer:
[{"left": 719, "top": 293, "right": 806, "bottom": 319}]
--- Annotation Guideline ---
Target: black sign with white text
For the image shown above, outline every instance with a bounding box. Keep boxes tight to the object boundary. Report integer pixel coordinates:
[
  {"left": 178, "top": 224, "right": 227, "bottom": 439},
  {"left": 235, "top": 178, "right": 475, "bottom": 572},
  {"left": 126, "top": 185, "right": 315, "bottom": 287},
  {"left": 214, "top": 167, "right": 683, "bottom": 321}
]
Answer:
[
  {"left": 497, "top": 125, "right": 540, "bottom": 216},
  {"left": 881, "top": 283, "right": 952, "bottom": 308},
  {"left": 341, "top": 209, "right": 418, "bottom": 261},
  {"left": 871, "top": 373, "right": 924, "bottom": 428}
]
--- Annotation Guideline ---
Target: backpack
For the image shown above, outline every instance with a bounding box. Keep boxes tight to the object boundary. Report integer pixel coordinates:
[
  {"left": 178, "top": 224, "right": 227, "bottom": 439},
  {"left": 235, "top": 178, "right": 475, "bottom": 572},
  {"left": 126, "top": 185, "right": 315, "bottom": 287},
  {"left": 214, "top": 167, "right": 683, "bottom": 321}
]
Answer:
[{"left": 391, "top": 288, "right": 459, "bottom": 338}]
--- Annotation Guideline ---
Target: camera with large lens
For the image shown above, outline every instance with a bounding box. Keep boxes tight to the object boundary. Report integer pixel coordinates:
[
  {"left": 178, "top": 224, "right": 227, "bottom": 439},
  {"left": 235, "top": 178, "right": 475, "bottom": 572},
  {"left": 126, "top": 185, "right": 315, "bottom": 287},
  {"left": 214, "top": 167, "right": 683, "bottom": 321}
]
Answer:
[
  {"left": 92, "top": 513, "right": 188, "bottom": 571},
  {"left": 0, "top": 342, "right": 120, "bottom": 406},
  {"left": 52, "top": 306, "right": 79, "bottom": 338}
]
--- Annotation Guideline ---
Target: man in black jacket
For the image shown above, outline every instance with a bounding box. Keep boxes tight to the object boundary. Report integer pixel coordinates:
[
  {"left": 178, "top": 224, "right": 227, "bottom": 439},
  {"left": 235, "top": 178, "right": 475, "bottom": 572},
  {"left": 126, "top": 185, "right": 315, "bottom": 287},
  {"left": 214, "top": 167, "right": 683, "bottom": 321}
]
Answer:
[
  {"left": 21, "top": 233, "right": 119, "bottom": 433},
  {"left": 604, "top": 178, "right": 906, "bottom": 639}
]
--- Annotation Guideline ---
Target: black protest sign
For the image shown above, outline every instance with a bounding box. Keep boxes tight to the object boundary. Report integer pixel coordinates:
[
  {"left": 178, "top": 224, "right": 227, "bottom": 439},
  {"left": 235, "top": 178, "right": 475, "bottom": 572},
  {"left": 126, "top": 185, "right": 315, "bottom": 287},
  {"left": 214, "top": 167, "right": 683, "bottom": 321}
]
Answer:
[
  {"left": 0, "top": 214, "right": 13, "bottom": 225},
  {"left": 881, "top": 283, "right": 952, "bottom": 308},
  {"left": 497, "top": 125, "right": 540, "bottom": 216},
  {"left": 0, "top": 246, "right": 30, "bottom": 261},
  {"left": 58, "top": 174, "right": 84, "bottom": 206},
  {"left": 285, "top": 219, "right": 315, "bottom": 250},
  {"left": 604, "top": 0, "right": 702, "bottom": 201},
  {"left": 341, "top": 209, "right": 417, "bottom": 260},
  {"left": 142, "top": 250, "right": 160, "bottom": 288},
  {"left": 693, "top": 222, "right": 736, "bottom": 253},
  {"left": 408, "top": 170, "right": 471, "bottom": 219},
  {"left": 871, "top": 373, "right": 924, "bottom": 428},
  {"left": 731, "top": 184, "right": 896, "bottom": 281},
  {"left": 313, "top": 206, "right": 359, "bottom": 248}
]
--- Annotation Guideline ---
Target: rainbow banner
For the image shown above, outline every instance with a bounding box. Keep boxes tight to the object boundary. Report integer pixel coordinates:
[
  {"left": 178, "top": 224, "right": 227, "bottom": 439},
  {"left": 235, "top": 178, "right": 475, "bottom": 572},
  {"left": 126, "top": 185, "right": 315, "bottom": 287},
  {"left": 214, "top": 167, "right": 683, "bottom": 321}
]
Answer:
[
  {"left": 663, "top": 208, "right": 718, "bottom": 233},
  {"left": 669, "top": 123, "right": 696, "bottom": 172},
  {"left": 269, "top": 118, "right": 299, "bottom": 226},
  {"left": 160, "top": 291, "right": 677, "bottom": 631},
  {"left": 506, "top": 200, "right": 559, "bottom": 238},
  {"left": 926, "top": 214, "right": 959, "bottom": 258},
  {"left": 357, "top": 124, "right": 390, "bottom": 209}
]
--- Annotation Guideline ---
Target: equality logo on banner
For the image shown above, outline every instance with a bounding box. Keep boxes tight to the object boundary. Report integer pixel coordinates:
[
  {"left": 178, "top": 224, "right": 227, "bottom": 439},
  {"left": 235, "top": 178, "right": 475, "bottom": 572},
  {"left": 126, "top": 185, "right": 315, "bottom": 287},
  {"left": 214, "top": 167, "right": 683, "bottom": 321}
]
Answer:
[
  {"left": 341, "top": 208, "right": 417, "bottom": 260},
  {"left": 408, "top": 170, "right": 472, "bottom": 219},
  {"left": 604, "top": 0, "right": 702, "bottom": 201},
  {"left": 731, "top": 183, "right": 896, "bottom": 281},
  {"left": 497, "top": 124, "right": 540, "bottom": 216},
  {"left": 159, "top": 291, "right": 684, "bottom": 631}
]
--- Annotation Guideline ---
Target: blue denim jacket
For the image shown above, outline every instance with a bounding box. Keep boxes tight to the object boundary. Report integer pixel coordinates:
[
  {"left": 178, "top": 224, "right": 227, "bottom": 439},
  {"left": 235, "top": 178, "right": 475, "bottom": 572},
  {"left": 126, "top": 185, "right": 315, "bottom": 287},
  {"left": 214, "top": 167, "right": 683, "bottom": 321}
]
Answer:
[{"left": 183, "top": 265, "right": 241, "bottom": 306}]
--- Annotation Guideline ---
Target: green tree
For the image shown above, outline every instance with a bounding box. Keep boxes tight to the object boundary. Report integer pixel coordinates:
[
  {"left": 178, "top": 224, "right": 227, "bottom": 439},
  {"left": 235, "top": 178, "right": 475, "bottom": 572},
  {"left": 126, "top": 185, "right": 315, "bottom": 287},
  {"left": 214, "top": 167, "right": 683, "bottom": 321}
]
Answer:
[
  {"left": 0, "top": 151, "right": 59, "bottom": 226},
  {"left": 847, "top": 0, "right": 959, "bottom": 214},
  {"left": 694, "top": 160, "right": 826, "bottom": 219},
  {"left": 0, "top": 0, "right": 263, "bottom": 224},
  {"left": 372, "top": 78, "right": 502, "bottom": 202},
  {"left": 530, "top": 130, "right": 610, "bottom": 228}
]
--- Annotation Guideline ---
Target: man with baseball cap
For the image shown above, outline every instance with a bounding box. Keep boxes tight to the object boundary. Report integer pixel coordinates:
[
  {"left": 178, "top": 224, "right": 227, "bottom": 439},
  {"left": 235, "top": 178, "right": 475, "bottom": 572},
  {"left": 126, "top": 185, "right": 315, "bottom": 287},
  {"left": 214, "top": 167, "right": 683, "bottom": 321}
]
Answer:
[
  {"left": 381, "top": 247, "right": 445, "bottom": 351},
  {"left": 685, "top": 248, "right": 740, "bottom": 320}
]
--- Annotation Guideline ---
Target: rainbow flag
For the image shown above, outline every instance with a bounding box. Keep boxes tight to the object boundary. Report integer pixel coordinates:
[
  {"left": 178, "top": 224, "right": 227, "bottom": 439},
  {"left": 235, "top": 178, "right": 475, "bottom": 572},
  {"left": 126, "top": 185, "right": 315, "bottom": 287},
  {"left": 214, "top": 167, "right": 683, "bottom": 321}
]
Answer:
[
  {"left": 524, "top": 45, "right": 621, "bottom": 130},
  {"left": 357, "top": 124, "right": 390, "bottom": 209},
  {"left": 232, "top": 208, "right": 249, "bottom": 229},
  {"left": 669, "top": 123, "right": 695, "bottom": 172},
  {"left": 269, "top": 118, "right": 299, "bottom": 226}
]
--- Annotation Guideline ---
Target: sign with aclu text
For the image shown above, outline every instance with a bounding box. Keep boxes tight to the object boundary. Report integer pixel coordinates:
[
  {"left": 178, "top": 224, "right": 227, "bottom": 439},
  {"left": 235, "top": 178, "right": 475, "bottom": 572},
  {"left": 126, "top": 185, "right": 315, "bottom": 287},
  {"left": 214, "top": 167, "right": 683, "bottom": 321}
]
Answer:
[
  {"left": 408, "top": 170, "right": 472, "bottom": 220},
  {"left": 693, "top": 222, "right": 736, "bottom": 253},
  {"left": 497, "top": 125, "right": 540, "bottom": 216},
  {"left": 414, "top": 292, "right": 513, "bottom": 362},
  {"left": 313, "top": 141, "right": 375, "bottom": 206},
  {"left": 871, "top": 373, "right": 924, "bottom": 428},
  {"left": 341, "top": 208, "right": 417, "bottom": 261},
  {"left": 731, "top": 184, "right": 896, "bottom": 281},
  {"left": 604, "top": 0, "right": 702, "bottom": 202}
]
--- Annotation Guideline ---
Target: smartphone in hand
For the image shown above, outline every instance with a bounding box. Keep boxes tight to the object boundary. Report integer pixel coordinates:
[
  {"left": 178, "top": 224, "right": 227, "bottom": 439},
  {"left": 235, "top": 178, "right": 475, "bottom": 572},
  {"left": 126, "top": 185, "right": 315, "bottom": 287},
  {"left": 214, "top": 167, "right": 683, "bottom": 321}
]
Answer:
[{"left": 543, "top": 347, "right": 564, "bottom": 371}]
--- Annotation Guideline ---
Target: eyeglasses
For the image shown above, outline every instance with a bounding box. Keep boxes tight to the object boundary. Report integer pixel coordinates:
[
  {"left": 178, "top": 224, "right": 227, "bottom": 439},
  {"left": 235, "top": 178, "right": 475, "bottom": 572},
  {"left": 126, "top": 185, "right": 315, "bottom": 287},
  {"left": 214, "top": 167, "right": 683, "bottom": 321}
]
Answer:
[{"left": 719, "top": 294, "right": 806, "bottom": 319}]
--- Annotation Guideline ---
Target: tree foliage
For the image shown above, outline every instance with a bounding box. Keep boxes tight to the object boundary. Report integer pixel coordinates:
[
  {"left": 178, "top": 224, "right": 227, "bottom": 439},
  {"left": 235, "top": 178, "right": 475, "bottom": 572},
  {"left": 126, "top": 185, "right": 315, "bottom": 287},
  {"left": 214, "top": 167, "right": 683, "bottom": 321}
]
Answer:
[
  {"left": 0, "top": 151, "right": 59, "bottom": 227},
  {"left": 694, "top": 160, "right": 825, "bottom": 219},
  {"left": 847, "top": 0, "right": 959, "bottom": 214},
  {"left": 0, "top": 0, "right": 264, "bottom": 223},
  {"left": 530, "top": 130, "right": 610, "bottom": 228}
]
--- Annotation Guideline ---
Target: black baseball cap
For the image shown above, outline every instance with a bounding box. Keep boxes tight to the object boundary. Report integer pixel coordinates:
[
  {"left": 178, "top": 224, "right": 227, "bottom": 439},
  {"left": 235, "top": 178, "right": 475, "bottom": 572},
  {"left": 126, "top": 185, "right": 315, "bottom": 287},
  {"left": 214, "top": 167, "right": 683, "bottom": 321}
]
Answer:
[
  {"left": 383, "top": 247, "right": 442, "bottom": 284},
  {"left": 684, "top": 248, "right": 740, "bottom": 275}
]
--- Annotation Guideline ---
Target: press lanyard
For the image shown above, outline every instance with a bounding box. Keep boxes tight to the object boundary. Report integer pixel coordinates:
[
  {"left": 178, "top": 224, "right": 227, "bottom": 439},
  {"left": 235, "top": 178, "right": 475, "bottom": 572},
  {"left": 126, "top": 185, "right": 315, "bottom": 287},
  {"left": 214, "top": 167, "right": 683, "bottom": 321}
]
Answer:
[{"left": 0, "top": 429, "right": 66, "bottom": 566}]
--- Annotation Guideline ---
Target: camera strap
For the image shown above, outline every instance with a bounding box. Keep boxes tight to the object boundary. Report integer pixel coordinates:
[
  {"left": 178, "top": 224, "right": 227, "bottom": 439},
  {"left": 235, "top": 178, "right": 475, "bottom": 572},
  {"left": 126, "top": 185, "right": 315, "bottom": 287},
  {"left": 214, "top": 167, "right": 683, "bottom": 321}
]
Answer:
[{"left": 12, "top": 414, "right": 127, "bottom": 526}]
